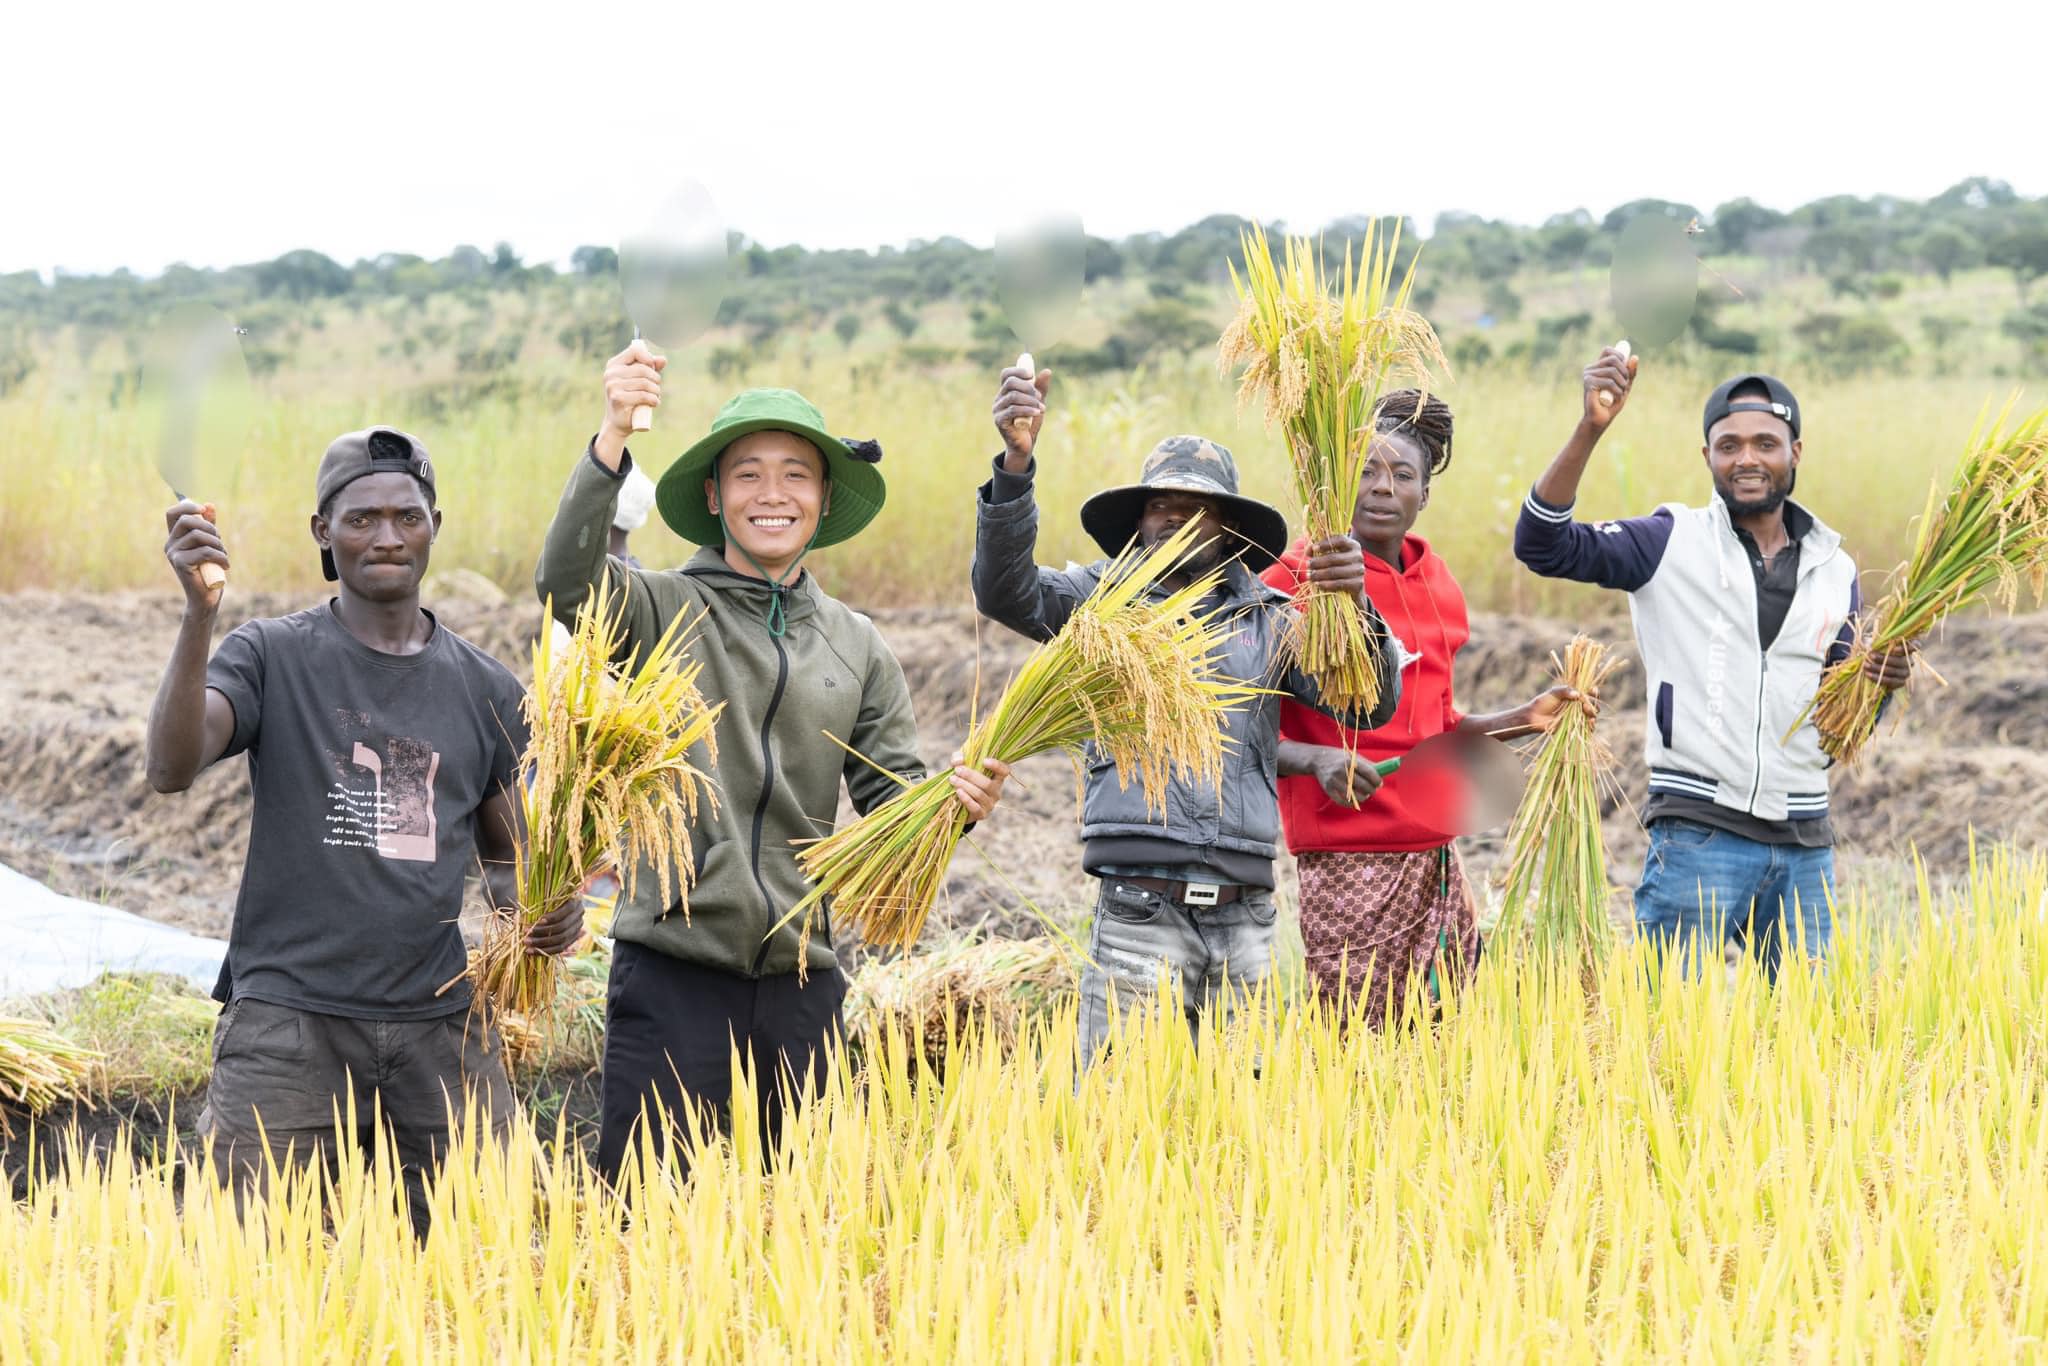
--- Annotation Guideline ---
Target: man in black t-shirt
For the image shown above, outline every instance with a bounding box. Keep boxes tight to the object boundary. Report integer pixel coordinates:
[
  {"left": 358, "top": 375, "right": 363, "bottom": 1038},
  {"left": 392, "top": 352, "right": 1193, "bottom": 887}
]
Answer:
[{"left": 145, "top": 427, "right": 582, "bottom": 1231}]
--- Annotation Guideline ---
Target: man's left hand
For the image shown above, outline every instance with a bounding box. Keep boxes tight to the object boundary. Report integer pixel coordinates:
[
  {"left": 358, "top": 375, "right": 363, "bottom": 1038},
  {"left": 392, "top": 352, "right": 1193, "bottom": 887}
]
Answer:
[
  {"left": 526, "top": 899, "right": 587, "bottom": 956},
  {"left": 949, "top": 751, "right": 1013, "bottom": 822},
  {"left": 1862, "top": 641, "right": 1915, "bottom": 692},
  {"left": 525, "top": 865, "right": 611, "bottom": 956},
  {"left": 1303, "top": 534, "right": 1366, "bottom": 600}
]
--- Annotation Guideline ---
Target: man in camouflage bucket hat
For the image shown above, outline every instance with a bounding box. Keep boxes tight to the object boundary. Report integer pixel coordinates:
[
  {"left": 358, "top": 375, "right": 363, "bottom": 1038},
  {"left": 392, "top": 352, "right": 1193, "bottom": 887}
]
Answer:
[{"left": 972, "top": 361, "right": 1402, "bottom": 1064}]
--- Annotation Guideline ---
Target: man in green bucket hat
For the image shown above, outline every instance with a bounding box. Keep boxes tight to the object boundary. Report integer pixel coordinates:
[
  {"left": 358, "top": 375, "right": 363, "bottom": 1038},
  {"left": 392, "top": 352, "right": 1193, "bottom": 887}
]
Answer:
[{"left": 537, "top": 341, "right": 1011, "bottom": 1185}]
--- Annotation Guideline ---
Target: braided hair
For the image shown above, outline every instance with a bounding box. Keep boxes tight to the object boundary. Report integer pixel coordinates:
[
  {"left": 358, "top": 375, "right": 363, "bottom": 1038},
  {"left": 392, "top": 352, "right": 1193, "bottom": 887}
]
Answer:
[{"left": 1373, "top": 388, "right": 1454, "bottom": 479}]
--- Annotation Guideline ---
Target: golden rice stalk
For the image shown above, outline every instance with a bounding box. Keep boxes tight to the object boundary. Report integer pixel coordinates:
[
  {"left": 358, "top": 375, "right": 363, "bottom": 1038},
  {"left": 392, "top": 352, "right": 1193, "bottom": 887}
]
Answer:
[
  {"left": 783, "top": 520, "right": 1262, "bottom": 957},
  {"left": 0, "top": 1017, "right": 101, "bottom": 1125},
  {"left": 1494, "top": 637, "right": 1628, "bottom": 965},
  {"left": 468, "top": 584, "right": 722, "bottom": 1020},
  {"left": 1801, "top": 396, "right": 2048, "bottom": 765},
  {"left": 1220, "top": 220, "right": 1447, "bottom": 711},
  {"left": 842, "top": 935, "right": 1072, "bottom": 1078}
]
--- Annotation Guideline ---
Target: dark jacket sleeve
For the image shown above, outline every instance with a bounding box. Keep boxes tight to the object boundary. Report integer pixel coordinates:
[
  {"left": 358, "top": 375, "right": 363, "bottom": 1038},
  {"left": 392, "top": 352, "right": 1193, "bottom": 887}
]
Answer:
[
  {"left": 1513, "top": 488, "right": 1675, "bottom": 593},
  {"left": 1274, "top": 594, "right": 1403, "bottom": 730},
  {"left": 533, "top": 443, "right": 667, "bottom": 665},
  {"left": 971, "top": 455, "right": 1095, "bottom": 643}
]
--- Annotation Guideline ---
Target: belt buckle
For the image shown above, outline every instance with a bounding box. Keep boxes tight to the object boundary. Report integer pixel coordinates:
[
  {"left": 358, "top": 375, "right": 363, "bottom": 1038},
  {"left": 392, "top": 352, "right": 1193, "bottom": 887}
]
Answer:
[{"left": 1182, "top": 881, "right": 1221, "bottom": 907}]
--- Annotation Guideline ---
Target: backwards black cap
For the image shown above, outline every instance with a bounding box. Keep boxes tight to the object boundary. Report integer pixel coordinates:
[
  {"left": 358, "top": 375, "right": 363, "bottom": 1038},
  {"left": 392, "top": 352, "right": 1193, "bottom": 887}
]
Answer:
[
  {"left": 1703, "top": 373, "right": 1801, "bottom": 442},
  {"left": 315, "top": 427, "right": 436, "bottom": 581}
]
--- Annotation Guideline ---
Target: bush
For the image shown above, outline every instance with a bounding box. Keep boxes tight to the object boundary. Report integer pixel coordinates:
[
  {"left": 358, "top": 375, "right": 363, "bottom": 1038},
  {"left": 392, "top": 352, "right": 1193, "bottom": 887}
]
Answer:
[{"left": 1795, "top": 312, "right": 1906, "bottom": 373}]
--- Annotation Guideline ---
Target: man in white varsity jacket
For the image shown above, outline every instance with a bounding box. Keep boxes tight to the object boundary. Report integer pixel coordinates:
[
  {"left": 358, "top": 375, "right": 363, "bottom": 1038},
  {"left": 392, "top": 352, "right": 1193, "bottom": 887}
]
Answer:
[{"left": 1514, "top": 347, "right": 1911, "bottom": 979}]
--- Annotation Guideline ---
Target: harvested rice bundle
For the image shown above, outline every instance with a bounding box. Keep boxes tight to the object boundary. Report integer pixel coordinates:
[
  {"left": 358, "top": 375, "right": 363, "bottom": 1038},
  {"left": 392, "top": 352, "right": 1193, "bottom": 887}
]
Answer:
[
  {"left": 1494, "top": 636, "right": 1628, "bottom": 964},
  {"left": 1220, "top": 220, "right": 1446, "bottom": 711},
  {"left": 1803, "top": 397, "right": 2048, "bottom": 764},
  {"left": 0, "top": 1017, "right": 101, "bottom": 1124},
  {"left": 786, "top": 520, "right": 1260, "bottom": 955},
  {"left": 467, "top": 584, "right": 722, "bottom": 1019},
  {"left": 843, "top": 935, "right": 1072, "bottom": 1076}
]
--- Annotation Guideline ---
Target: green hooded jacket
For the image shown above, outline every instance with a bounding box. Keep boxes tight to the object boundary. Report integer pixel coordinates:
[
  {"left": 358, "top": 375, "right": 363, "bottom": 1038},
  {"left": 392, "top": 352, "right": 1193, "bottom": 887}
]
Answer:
[{"left": 535, "top": 448, "right": 924, "bottom": 977}]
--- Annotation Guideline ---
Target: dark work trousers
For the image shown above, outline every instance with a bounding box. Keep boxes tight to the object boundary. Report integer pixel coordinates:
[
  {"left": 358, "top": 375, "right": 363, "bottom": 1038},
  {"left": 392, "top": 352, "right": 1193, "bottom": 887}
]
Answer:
[{"left": 595, "top": 940, "right": 846, "bottom": 1185}]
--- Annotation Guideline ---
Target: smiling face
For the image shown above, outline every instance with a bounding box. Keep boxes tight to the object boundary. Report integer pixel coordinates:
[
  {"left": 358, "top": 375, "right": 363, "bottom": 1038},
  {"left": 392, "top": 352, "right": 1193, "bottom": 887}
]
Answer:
[
  {"left": 1704, "top": 405, "right": 1800, "bottom": 518},
  {"left": 313, "top": 471, "right": 439, "bottom": 603},
  {"left": 705, "top": 430, "right": 829, "bottom": 580},
  {"left": 1351, "top": 431, "right": 1429, "bottom": 548}
]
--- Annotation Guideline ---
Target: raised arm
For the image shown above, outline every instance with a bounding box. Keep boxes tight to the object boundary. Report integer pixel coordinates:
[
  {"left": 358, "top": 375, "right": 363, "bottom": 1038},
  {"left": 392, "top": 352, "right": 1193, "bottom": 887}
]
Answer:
[
  {"left": 971, "top": 360, "right": 1093, "bottom": 641},
  {"left": 1513, "top": 346, "right": 1678, "bottom": 592},
  {"left": 534, "top": 342, "right": 669, "bottom": 661},
  {"left": 146, "top": 499, "right": 238, "bottom": 792}
]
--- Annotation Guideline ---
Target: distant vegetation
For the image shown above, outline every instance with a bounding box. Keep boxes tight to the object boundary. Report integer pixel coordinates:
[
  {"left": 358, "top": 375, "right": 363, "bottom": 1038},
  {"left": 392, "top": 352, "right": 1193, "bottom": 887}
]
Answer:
[
  {"left": 5, "top": 175, "right": 2048, "bottom": 405},
  {"left": 4, "top": 176, "right": 2045, "bottom": 612}
]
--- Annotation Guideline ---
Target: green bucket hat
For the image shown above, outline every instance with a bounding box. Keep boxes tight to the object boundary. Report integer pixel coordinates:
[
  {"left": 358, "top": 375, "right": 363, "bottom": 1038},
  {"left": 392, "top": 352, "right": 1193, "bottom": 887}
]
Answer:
[{"left": 653, "top": 388, "right": 886, "bottom": 549}]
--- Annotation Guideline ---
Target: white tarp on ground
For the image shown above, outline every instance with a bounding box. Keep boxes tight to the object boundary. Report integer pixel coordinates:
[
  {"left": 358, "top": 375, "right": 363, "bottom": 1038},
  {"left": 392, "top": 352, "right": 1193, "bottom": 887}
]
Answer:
[{"left": 0, "top": 861, "right": 226, "bottom": 1000}]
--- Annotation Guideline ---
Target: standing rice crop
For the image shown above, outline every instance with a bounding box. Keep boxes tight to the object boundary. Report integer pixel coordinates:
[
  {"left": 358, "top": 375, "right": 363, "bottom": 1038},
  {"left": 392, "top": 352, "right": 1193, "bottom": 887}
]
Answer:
[
  {"left": 466, "top": 585, "right": 722, "bottom": 1018},
  {"left": 1803, "top": 396, "right": 2048, "bottom": 764},
  {"left": 786, "top": 520, "right": 1260, "bottom": 955},
  {"left": 0, "top": 1018, "right": 100, "bottom": 1126},
  {"left": 1494, "top": 636, "right": 1628, "bottom": 963},
  {"left": 6, "top": 846, "right": 2047, "bottom": 1358},
  {"left": 1219, "top": 220, "right": 1446, "bottom": 711}
]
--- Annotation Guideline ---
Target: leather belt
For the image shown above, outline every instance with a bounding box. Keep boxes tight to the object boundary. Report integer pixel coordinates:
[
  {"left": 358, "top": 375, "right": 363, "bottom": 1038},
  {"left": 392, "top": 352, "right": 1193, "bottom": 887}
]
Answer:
[{"left": 1112, "top": 875, "right": 1248, "bottom": 907}]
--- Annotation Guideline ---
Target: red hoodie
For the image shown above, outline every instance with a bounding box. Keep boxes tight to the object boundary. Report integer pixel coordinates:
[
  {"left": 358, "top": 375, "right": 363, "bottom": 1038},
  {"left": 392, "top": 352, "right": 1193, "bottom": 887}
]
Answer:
[{"left": 1261, "top": 533, "right": 1469, "bottom": 853}]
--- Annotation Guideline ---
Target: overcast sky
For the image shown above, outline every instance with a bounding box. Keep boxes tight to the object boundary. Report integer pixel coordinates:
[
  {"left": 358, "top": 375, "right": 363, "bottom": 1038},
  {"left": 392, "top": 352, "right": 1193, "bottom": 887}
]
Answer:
[{"left": 4, "top": 0, "right": 2043, "bottom": 277}]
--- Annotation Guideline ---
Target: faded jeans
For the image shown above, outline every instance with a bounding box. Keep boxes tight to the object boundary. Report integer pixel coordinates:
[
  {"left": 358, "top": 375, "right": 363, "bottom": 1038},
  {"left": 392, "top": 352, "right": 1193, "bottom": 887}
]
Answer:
[
  {"left": 1633, "top": 818, "right": 1834, "bottom": 982},
  {"left": 1078, "top": 877, "right": 1277, "bottom": 1063}
]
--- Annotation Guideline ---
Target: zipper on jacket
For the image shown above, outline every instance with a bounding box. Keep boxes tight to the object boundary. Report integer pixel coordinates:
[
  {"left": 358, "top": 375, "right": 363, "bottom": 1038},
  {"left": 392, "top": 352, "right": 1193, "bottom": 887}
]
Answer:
[
  {"left": 1746, "top": 653, "right": 1768, "bottom": 812},
  {"left": 746, "top": 633, "right": 792, "bottom": 976}
]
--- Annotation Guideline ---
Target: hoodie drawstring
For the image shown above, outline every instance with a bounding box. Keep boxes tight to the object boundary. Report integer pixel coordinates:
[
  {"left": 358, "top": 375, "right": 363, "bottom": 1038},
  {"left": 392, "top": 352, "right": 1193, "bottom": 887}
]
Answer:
[{"left": 719, "top": 510, "right": 819, "bottom": 638}]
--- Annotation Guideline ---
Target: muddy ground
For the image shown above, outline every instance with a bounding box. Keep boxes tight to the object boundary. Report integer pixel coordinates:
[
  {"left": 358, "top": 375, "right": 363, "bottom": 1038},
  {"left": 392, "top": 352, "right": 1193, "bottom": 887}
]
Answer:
[{"left": 4, "top": 583, "right": 2042, "bottom": 945}]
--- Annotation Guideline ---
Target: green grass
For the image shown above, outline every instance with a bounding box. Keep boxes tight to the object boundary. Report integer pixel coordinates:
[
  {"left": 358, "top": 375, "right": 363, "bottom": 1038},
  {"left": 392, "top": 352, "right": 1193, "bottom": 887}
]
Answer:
[
  {"left": 0, "top": 294, "right": 2024, "bottom": 617},
  {"left": 11, "top": 972, "right": 217, "bottom": 1098}
]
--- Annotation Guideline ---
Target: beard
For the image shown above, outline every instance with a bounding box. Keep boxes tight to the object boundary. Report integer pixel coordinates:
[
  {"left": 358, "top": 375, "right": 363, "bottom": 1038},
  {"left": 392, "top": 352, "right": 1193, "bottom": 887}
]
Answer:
[{"left": 1715, "top": 465, "right": 1796, "bottom": 517}]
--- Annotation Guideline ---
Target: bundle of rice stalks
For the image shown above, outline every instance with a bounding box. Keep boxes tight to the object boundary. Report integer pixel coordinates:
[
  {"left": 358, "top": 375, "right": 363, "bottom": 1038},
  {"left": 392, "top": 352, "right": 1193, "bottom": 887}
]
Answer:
[
  {"left": 467, "top": 585, "right": 721, "bottom": 1019},
  {"left": 0, "top": 1017, "right": 101, "bottom": 1126},
  {"left": 1802, "top": 397, "right": 2048, "bottom": 764},
  {"left": 843, "top": 936, "right": 1073, "bottom": 1077},
  {"left": 786, "top": 520, "right": 1260, "bottom": 955},
  {"left": 495, "top": 949, "right": 610, "bottom": 1077},
  {"left": 1494, "top": 636, "right": 1628, "bottom": 965},
  {"left": 1219, "top": 219, "right": 1446, "bottom": 710}
]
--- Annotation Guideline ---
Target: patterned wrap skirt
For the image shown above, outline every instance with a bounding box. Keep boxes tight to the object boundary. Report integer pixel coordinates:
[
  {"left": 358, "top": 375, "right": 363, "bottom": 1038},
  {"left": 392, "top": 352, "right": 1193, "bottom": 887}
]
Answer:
[{"left": 1295, "top": 846, "right": 1481, "bottom": 1025}]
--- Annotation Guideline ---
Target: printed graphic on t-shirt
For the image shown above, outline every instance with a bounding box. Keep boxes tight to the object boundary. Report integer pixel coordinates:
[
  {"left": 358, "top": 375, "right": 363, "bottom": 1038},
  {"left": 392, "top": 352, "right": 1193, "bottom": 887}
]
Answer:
[
  {"left": 324, "top": 718, "right": 442, "bottom": 863},
  {"left": 1391, "top": 632, "right": 1424, "bottom": 674}
]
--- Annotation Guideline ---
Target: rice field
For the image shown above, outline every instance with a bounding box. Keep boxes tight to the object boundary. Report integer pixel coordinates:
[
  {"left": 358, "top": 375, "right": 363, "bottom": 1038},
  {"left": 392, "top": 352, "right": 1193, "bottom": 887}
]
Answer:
[
  {"left": 5, "top": 845, "right": 2044, "bottom": 1359},
  {"left": 0, "top": 319, "right": 2017, "bottom": 618}
]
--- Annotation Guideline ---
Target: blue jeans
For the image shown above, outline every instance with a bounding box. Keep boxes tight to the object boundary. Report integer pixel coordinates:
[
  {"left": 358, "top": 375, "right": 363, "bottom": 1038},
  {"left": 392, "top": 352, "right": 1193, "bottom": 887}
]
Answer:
[{"left": 1633, "top": 819, "right": 1834, "bottom": 981}]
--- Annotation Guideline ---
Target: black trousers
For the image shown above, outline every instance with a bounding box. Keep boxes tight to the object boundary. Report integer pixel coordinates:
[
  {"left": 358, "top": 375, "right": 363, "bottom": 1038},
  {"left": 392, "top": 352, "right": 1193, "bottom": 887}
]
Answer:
[{"left": 596, "top": 940, "right": 846, "bottom": 1184}]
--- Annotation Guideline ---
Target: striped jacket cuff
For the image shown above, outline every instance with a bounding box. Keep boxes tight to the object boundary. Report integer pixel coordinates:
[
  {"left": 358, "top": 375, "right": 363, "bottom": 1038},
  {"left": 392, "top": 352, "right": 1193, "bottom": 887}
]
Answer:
[{"left": 1522, "top": 489, "right": 1575, "bottom": 524}]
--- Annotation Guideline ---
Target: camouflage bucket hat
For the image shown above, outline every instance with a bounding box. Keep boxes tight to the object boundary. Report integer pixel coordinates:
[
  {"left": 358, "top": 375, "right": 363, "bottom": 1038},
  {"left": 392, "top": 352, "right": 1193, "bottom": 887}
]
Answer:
[{"left": 1078, "top": 435, "right": 1290, "bottom": 570}]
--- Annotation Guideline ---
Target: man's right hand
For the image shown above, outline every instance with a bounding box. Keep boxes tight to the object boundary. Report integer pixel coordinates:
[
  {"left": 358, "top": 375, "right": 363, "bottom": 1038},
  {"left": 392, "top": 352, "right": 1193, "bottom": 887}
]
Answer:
[
  {"left": 164, "top": 500, "right": 228, "bottom": 614},
  {"left": 1579, "top": 345, "right": 1639, "bottom": 433},
  {"left": 598, "top": 341, "right": 668, "bottom": 464},
  {"left": 992, "top": 361, "right": 1051, "bottom": 471}
]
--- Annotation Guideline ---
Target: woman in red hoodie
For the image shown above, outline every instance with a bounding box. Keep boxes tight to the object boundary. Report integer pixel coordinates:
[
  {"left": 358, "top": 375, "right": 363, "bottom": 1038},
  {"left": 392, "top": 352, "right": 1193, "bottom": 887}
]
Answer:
[{"left": 1262, "top": 390, "right": 1586, "bottom": 1024}]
